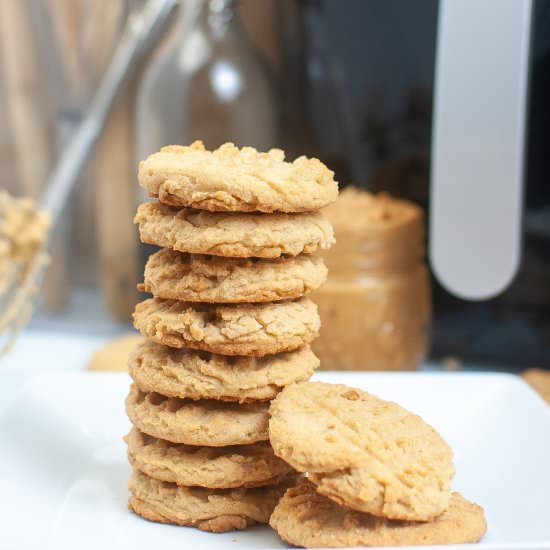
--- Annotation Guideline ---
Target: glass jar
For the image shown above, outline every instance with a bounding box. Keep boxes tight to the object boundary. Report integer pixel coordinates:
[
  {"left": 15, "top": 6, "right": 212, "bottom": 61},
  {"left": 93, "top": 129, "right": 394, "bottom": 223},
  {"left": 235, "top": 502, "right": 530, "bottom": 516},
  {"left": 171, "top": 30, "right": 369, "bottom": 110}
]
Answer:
[
  {"left": 135, "top": 0, "right": 279, "bottom": 162},
  {"left": 312, "top": 188, "right": 431, "bottom": 370}
]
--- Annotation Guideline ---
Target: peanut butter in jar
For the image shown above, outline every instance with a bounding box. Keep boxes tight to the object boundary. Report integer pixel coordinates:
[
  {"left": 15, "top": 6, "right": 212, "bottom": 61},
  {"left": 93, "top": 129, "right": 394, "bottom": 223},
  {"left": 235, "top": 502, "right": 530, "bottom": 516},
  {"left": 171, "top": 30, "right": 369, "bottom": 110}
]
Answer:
[{"left": 312, "top": 187, "right": 431, "bottom": 371}]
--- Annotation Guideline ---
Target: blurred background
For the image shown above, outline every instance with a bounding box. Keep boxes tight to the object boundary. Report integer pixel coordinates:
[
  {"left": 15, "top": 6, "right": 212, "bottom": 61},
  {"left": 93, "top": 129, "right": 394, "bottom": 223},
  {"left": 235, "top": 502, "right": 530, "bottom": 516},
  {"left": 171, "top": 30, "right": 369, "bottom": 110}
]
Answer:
[{"left": 1, "top": 0, "right": 549, "bottom": 371}]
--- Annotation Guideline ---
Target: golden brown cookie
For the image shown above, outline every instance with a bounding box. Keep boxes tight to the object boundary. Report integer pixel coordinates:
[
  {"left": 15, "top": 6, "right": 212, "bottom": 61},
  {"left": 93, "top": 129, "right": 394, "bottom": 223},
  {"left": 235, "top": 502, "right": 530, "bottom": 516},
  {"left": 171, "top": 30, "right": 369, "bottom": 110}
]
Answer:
[
  {"left": 125, "top": 384, "right": 269, "bottom": 446},
  {"left": 522, "top": 368, "right": 550, "bottom": 404},
  {"left": 269, "top": 382, "right": 455, "bottom": 521},
  {"left": 140, "top": 248, "right": 327, "bottom": 303},
  {"left": 128, "top": 340, "right": 319, "bottom": 402},
  {"left": 138, "top": 141, "right": 338, "bottom": 213},
  {"left": 87, "top": 334, "right": 144, "bottom": 372},
  {"left": 270, "top": 482, "right": 487, "bottom": 547},
  {"left": 133, "top": 297, "right": 320, "bottom": 356},
  {"left": 134, "top": 202, "right": 335, "bottom": 259},
  {"left": 126, "top": 427, "right": 292, "bottom": 489},
  {"left": 128, "top": 469, "right": 292, "bottom": 532}
]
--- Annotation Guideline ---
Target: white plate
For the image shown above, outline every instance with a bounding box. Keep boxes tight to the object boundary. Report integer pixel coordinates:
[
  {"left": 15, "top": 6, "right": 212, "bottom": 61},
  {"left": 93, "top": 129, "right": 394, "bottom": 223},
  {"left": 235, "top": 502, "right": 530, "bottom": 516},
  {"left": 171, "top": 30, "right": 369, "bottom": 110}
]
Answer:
[{"left": 1, "top": 371, "right": 549, "bottom": 550}]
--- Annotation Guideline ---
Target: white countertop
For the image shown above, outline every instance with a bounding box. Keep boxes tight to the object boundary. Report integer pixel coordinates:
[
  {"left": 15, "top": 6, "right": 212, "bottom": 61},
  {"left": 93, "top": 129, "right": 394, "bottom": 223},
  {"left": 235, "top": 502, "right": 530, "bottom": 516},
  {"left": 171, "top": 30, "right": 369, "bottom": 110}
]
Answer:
[
  {"left": 0, "top": 329, "right": 109, "bottom": 414},
  {"left": 0, "top": 328, "right": 480, "bottom": 416}
]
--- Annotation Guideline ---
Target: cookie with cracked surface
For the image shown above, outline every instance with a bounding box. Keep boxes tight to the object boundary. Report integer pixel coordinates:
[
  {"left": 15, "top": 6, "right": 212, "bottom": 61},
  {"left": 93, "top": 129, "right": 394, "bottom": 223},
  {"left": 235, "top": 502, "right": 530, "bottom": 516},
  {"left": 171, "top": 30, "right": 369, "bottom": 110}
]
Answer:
[
  {"left": 133, "top": 297, "right": 320, "bottom": 356},
  {"left": 138, "top": 141, "right": 338, "bottom": 213},
  {"left": 134, "top": 201, "right": 334, "bottom": 259},
  {"left": 270, "top": 482, "right": 487, "bottom": 547},
  {"left": 126, "top": 427, "right": 292, "bottom": 488},
  {"left": 128, "top": 469, "right": 293, "bottom": 532},
  {"left": 269, "top": 381, "right": 455, "bottom": 521},
  {"left": 129, "top": 340, "right": 319, "bottom": 402},
  {"left": 140, "top": 248, "right": 327, "bottom": 303},
  {"left": 125, "top": 384, "right": 269, "bottom": 446}
]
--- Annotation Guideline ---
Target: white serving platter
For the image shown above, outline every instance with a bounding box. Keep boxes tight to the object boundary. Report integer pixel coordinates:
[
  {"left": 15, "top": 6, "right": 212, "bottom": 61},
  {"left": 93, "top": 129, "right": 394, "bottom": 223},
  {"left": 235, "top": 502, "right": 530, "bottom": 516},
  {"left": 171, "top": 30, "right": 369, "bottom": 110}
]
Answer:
[{"left": 1, "top": 370, "right": 549, "bottom": 550}]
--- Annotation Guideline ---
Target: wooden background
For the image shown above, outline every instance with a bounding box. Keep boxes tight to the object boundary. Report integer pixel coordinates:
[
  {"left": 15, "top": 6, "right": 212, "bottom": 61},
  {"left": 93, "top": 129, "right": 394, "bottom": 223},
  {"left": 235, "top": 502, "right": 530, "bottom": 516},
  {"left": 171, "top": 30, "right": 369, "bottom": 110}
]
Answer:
[{"left": 0, "top": 0, "right": 288, "bottom": 321}]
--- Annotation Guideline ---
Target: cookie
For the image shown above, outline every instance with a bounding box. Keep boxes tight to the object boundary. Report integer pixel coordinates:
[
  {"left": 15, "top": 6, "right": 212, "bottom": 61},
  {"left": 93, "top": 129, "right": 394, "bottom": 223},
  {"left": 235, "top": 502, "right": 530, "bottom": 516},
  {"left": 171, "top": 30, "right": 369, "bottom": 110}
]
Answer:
[
  {"left": 138, "top": 141, "right": 338, "bottom": 213},
  {"left": 522, "top": 368, "right": 550, "bottom": 404},
  {"left": 269, "top": 382, "right": 455, "bottom": 521},
  {"left": 128, "top": 469, "right": 292, "bottom": 532},
  {"left": 126, "top": 427, "right": 292, "bottom": 489},
  {"left": 140, "top": 248, "right": 327, "bottom": 303},
  {"left": 87, "top": 334, "right": 144, "bottom": 372},
  {"left": 125, "top": 384, "right": 269, "bottom": 446},
  {"left": 134, "top": 202, "right": 334, "bottom": 259},
  {"left": 133, "top": 297, "right": 320, "bottom": 356},
  {"left": 270, "top": 482, "right": 487, "bottom": 547},
  {"left": 129, "top": 340, "right": 319, "bottom": 402}
]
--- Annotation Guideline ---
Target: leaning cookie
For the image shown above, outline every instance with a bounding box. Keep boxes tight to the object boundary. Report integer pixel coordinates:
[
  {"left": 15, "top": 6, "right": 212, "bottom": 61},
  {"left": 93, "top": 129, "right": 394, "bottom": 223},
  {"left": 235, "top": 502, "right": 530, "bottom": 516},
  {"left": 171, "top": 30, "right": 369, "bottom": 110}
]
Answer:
[
  {"left": 269, "top": 381, "right": 455, "bottom": 522},
  {"left": 126, "top": 428, "right": 292, "bottom": 489},
  {"left": 129, "top": 469, "right": 294, "bottom": 533},
  {"left": 140, "top": 248, "right": 328, "bottom": 303},
  {"left": 138, "top": 141, "right": 338, "bottom": 213},
  {"left": 129, "top": 341, "right": 319, "bottom": 402},
  {"left": 125, "top": 384, "right": 269, "bottom": 446},
  {"left": 133, "top": 297, "right": 320, "bottom": 356},
  {"left": 270, "top": 482, "right": 487, "bottom": 548},
  {"left": 134, "top": 202, "right": 334, "bottom": 259}
]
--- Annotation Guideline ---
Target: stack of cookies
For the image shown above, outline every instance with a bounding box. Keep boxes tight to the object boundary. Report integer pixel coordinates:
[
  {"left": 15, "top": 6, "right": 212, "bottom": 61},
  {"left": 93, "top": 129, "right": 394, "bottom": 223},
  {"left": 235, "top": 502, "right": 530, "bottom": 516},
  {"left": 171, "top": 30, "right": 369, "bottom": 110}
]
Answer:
[
  {"left": 269, "top": 381, "right": 487, "bottom": 547},
  {"left": 125, "top": 141, "right": 338, "bottom": 532}
]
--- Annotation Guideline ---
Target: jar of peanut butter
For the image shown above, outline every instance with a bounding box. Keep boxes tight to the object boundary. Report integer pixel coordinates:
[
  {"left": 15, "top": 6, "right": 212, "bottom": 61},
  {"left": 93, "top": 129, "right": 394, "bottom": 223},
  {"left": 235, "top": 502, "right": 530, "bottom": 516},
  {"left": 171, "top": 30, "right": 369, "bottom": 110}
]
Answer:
[{"left": 312, "top": 188, "right": 431, "bottom": 370}]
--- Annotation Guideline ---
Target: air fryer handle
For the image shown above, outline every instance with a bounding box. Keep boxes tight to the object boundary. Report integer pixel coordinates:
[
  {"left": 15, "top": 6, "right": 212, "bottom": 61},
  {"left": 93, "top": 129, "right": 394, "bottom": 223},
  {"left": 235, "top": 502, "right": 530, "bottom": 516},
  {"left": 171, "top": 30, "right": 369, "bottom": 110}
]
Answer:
[{"left": 430, "top": 0, "right": 532, "bottom": 300}]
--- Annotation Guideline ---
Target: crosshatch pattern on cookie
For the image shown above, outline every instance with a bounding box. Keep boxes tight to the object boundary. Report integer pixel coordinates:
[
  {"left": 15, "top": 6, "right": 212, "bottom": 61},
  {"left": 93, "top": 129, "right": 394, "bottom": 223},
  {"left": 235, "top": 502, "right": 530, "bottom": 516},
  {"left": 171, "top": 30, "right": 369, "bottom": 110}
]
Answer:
[
  {"left": 125, "top": 384, "right": 270, "bottom": 446},
  {"left": 126, "top": 428, "right": 293, "bottom": 489},
  {"left": 132, "top": 297, "right": 321, "bottom": 357},
  {"left": 129, "top": 469, "right": 295, "bottom": 533},
  {"left": 138, "top": 141, "right": 339, "bottom": 213},
  {"left": 140, "top": 248, "right": 328, "bottom": 303},
  {"left": 134, "top": 201, "right": 335, "bottom": 259},
  {"left": 128, "top": 340, "right": 319, "bottom": 402},
  {"left": 270, "top": 482, "right": 487, "bottom": 547},
  {"left": 269, "top": 381, "right": 455, "bottom": 521}
]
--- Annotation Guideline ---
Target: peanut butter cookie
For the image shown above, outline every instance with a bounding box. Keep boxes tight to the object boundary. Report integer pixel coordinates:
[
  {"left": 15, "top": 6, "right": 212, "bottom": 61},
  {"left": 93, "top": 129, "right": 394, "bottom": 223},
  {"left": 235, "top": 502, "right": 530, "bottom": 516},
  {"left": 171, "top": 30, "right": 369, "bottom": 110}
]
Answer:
[
  {"left": 140, "top": 248, "right": 327, "bottom": 303},
  {"left": 125, "top": 384, "right": 269, "bottom": 446},
  {"left": 138, "top": 141, "right": 338, "bottom": 213},
  {"left": 134, "top": 202, "right": 334, "bottom": 259},
  {"left": 126, "top": 428, "right": 292, "bottom": 489},
  {"left": 87, "top": 334, "right": 144, "bottom": 372},
  {"left": 133, "top": 297, "right": 320, "bottom": 356},
  {"left": 270, "top": 482, "right": 487, "bottom": 547},
  {"left": 269, "top": 382, "right": 455, "bottom": 521},
  {"left": 129, "top": 340, "right": 319, "bottom": 402},
  {"left": 128, "top": 469, "right": 292, "bottom": 532}
]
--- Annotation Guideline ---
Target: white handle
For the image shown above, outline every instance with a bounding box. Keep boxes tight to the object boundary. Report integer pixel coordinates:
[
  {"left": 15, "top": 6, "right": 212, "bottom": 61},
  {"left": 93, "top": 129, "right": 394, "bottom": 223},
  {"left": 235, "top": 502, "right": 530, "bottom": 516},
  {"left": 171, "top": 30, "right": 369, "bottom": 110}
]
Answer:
[{"left": 430, "top": 0, "right": 532, "bottom": 300}]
